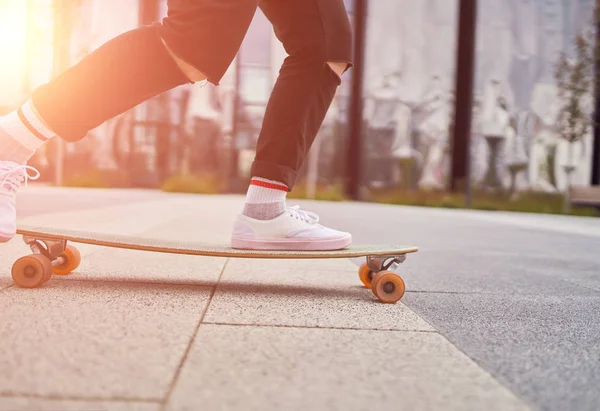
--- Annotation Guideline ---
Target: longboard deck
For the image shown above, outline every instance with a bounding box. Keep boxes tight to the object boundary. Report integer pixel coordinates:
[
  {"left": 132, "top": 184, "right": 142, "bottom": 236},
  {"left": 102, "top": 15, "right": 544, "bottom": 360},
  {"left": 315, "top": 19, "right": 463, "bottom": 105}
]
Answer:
[{"left": 17, "top": 225, "right": 418, "bottom": 259}]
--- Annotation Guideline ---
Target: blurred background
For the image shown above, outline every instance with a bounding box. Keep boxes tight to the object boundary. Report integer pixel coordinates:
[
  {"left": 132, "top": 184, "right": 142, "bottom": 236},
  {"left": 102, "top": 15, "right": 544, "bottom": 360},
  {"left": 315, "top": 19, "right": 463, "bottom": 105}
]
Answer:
[{"left": 1, "top": 0, "right": 599, "bottom": 216}]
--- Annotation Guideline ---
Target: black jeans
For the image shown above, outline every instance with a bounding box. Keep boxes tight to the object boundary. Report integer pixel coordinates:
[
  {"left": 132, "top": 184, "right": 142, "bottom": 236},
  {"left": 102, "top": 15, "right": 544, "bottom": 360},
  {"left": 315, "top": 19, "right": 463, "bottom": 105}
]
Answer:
[{"left": 32, "top": 0, "right": 353, "bottom": 189}]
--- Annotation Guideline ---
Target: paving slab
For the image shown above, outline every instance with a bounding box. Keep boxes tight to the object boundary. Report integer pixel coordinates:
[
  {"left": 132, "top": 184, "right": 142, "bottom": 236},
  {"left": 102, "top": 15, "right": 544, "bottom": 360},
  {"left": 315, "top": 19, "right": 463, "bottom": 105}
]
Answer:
[
  {"left": 9, "top": 198, "right": 229, "bottom": 287},
  {"left": 205, "top": 258, "right": 433, "bottom": 331},
  {"left": 0, "top": 397, "right": 159, "bottom": 411},
  {"left": 404, "top": 292, "right": 600, "bottom": 411},
  {"left": 17, "top": 185, "right": 171, "bottom": 219},
  {"left": 67, "top": 247, "right": 223, "bottom": 286},
  {"left": 17, "top": 199, "right": 183, "bottom": 236},
  {"left": 58, "top": 213, "right": 229, "bottom": 285},
  {"left": 137, "top": 197, "right": 242, "bottom": 244},
  {"left": 166, "top": 324, "right": 529, "bottom": 411},
  {"left": 9, "top": 199, "right": 189, "bottom": 273},
  {"left": 0, "top": 281, "right": 211, "bottom": 400}
]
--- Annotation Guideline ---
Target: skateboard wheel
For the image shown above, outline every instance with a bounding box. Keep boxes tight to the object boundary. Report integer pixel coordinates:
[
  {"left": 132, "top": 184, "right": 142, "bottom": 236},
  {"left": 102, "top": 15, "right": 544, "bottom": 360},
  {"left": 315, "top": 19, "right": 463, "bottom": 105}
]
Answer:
[
  {"left": 358, "top": 262, "right": 374, "bottom": 289},
  {"left": 371, "top": 271, "right": 405, "bottom": 304},
  {"left": 12, "top": 254, "right": 53, "bottom": 288},
  {"left": 53, "top": 244, "right": 81, "bottom": 275}
]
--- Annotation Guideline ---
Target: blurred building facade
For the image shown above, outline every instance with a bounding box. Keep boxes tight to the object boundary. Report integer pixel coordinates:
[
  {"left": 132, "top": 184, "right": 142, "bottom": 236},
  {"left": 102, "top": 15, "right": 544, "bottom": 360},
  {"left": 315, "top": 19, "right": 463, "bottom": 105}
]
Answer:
[
  {"left": 2, "top": 0, "right": 598, "bottom": 193},
  {"left": 363, "top": 0, "right": 596, "bottom": 194}
]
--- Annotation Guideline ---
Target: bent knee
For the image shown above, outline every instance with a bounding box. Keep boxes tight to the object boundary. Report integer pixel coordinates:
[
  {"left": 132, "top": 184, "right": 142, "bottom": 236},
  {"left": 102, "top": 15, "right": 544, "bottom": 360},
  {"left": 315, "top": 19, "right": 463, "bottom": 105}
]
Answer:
[{"left": 293, "top": 22, "right": 353, "bottom": 80}]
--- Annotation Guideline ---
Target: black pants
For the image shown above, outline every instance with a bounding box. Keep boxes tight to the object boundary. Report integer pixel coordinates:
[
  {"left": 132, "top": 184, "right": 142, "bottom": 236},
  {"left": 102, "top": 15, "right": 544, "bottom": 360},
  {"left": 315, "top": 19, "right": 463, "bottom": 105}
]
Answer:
[{"left": 32, "top": 0, "right": 353, "bottom": 189}]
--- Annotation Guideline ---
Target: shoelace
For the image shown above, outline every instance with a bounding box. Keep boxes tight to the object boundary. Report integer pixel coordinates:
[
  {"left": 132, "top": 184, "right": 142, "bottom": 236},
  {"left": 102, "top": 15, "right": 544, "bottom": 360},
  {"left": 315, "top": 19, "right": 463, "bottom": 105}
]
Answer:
[
  {"left": 288, "top": 205, "right": 319, "bottom": 224},
  {"left": 0, "top": 165, "right": 40, "bottom": 192}
]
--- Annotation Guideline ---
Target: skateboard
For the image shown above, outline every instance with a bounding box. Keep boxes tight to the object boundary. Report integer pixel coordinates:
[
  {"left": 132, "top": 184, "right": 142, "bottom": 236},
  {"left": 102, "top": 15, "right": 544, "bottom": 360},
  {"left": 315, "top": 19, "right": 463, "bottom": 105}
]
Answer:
[{"left": 12, "top": 225, "right": 419, "bottom": 304}]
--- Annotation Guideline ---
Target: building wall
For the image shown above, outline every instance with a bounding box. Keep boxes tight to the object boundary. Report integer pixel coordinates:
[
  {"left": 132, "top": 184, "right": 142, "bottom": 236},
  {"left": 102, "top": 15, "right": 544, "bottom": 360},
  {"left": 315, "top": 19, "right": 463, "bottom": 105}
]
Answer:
[{"left": 363, "top": 0, "right": 596, "bottom": 192}]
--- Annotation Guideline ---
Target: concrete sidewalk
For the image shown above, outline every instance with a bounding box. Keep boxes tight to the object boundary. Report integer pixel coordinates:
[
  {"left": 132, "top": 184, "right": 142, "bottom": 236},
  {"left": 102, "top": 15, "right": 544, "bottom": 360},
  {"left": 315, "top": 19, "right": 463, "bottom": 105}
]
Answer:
[{"left": 1, "top": 187, "right": 598, "bottom": 411}]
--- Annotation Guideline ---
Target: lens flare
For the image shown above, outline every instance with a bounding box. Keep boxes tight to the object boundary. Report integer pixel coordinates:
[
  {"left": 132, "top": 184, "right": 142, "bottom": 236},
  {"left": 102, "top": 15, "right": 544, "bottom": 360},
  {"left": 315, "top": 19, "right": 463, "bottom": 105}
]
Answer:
[{"left": 0, "top": 0, "right": 53, "bottom": 106}]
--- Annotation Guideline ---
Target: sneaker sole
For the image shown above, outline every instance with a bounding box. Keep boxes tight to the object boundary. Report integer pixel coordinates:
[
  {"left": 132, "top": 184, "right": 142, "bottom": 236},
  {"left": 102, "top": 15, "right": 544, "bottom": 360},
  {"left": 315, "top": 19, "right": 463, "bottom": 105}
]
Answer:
[
  {"left": 231, "top": 234, "right": 352, "bottom": 251},
  {"left": 0, "top": 233, "right": 15, "bottom": 243}
]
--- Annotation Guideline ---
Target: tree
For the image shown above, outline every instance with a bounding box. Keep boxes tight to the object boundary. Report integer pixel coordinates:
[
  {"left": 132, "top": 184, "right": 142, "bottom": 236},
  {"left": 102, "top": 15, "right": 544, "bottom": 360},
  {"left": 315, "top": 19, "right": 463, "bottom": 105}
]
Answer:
[{"left": 554, "top": 26, "right": 597, "bottom": 213}]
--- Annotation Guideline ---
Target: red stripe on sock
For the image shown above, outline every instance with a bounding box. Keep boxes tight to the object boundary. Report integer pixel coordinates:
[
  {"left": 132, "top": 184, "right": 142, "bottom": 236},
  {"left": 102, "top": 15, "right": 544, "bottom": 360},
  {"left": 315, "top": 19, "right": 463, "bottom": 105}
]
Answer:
[
  {"left": 17, "top": 107, "right": 49, "bottom": 142},
  {"left": 250, "top": 179, "right": 289, "bottom": 192}
]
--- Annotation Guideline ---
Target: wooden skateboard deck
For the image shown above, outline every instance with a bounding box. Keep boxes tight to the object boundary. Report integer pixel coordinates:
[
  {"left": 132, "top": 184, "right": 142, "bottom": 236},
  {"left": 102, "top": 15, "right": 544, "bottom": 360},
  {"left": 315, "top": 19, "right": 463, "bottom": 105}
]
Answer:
[
  {"left": 16, "top": 225, "right": 418, "bottom": 259},
  {"left": 12, "top": 225, "right": 419, "bottom": 303}
]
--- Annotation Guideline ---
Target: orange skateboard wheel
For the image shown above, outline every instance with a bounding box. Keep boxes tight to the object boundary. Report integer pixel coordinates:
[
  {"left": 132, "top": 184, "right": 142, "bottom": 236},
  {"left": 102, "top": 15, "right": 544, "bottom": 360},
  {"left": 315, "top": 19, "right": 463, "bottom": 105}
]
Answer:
[
  {"left": 358, "top": 262, "right": 374, "bottom": 289},
  {"left": 52, "top": 245, "right": 81, "bottom": 275},
  {"left": 12, "top": 254, "right": 53, "bottom": 288},
  {"left": 371, "top": 271, "right": 406, "bottom": 304}
]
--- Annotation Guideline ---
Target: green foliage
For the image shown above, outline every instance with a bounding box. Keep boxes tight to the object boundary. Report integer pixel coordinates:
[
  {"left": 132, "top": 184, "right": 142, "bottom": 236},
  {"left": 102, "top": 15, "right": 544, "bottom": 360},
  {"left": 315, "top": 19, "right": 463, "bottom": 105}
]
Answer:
[
  {"left": 276, "top": 178, "right": 599, "bottom": 217},
  {"left": 63, "top": 168, "right": 131, "bottom": 189},
  {"left": 161, "top": 173, "right": 222, "bottom": 194},
  {"left": 554, "top": 30, "right": 596, "bottom": 144},
  {"left": 369, "top": 188, "right": 599, "bottom": 217},
  {"left": 288, "top": 181, "right": 346, "bottom": 202}
]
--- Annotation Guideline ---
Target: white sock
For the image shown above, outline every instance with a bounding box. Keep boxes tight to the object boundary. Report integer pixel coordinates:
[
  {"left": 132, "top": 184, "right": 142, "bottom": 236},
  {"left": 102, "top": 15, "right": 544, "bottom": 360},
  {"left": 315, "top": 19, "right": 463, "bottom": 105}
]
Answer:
[
  {"left": 0, "top": 101, "right": 55, "bottom": 164},
  {"left": 243, "top": 177, "right": 288, "bottom": 220}
]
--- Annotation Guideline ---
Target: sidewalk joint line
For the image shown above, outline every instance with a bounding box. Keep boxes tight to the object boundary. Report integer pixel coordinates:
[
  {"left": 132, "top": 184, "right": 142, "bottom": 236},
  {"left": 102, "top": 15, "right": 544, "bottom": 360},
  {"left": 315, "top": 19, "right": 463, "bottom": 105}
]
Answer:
[
  {"left": 0, "top": 392, "right": 160, "bottom": 403},
  {"left": 46, "top": 277, "right": 219, "bottom": 290},
  {"left": 201, "top": 321, "right": 438, "bottom": 334},
  {"left": 159, "top": 258, "right": 230, "bottom": 411},
  {"left": 407, "top": 290, "right": 492, "bottom": 295}
]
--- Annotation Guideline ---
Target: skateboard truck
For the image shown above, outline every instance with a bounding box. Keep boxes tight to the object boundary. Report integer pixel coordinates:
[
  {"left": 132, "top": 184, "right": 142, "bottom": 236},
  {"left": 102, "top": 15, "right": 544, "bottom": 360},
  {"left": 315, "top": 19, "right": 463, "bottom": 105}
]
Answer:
[
  {"left": 357, "top": 254, "right": 409, "bottom": 303},
  {"left": 366, "top": 254, "right": 407, "bottom": 274},
  {"left": 22, "top": 235, "right": 68, "bottom": 267}
]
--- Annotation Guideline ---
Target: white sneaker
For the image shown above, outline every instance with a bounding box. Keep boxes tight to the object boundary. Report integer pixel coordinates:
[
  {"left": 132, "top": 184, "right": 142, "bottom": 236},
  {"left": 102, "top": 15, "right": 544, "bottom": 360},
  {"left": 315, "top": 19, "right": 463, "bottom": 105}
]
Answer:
[
  {"left": 0, "top": 161, "right": 40, "bottom": 242},
  {"left": 231, "top": 205, "right": 352, "bottom": 251}
]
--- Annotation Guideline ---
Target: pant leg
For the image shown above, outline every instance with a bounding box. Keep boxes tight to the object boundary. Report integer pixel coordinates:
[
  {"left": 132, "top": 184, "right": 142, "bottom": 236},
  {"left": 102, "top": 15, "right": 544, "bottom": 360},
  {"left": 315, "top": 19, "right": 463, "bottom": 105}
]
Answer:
[
  {"left": 157, "top": 0, "right": 259, "bottom": 86},
  {"left": 251, "top": 0, "right": 353, "bottom": 189},
  {"left": 32, "top": 0, "right": 258, "bottom": 142}
]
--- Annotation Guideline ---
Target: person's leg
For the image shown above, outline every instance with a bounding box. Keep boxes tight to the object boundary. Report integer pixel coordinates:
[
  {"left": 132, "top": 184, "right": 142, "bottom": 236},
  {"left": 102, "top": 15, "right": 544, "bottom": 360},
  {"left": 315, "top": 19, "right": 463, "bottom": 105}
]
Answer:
[
  {"left": 232, "top": 0, "right": 354, "bottom": 251},
  {"left": 250, "top": 0, "right": 353, "bottom": 188},
  {"left": 30, "top": 0, "right": 258, "bottom": 141},
  {"left": 0, "top": 0, "right": 259, "bottom": 242}
]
